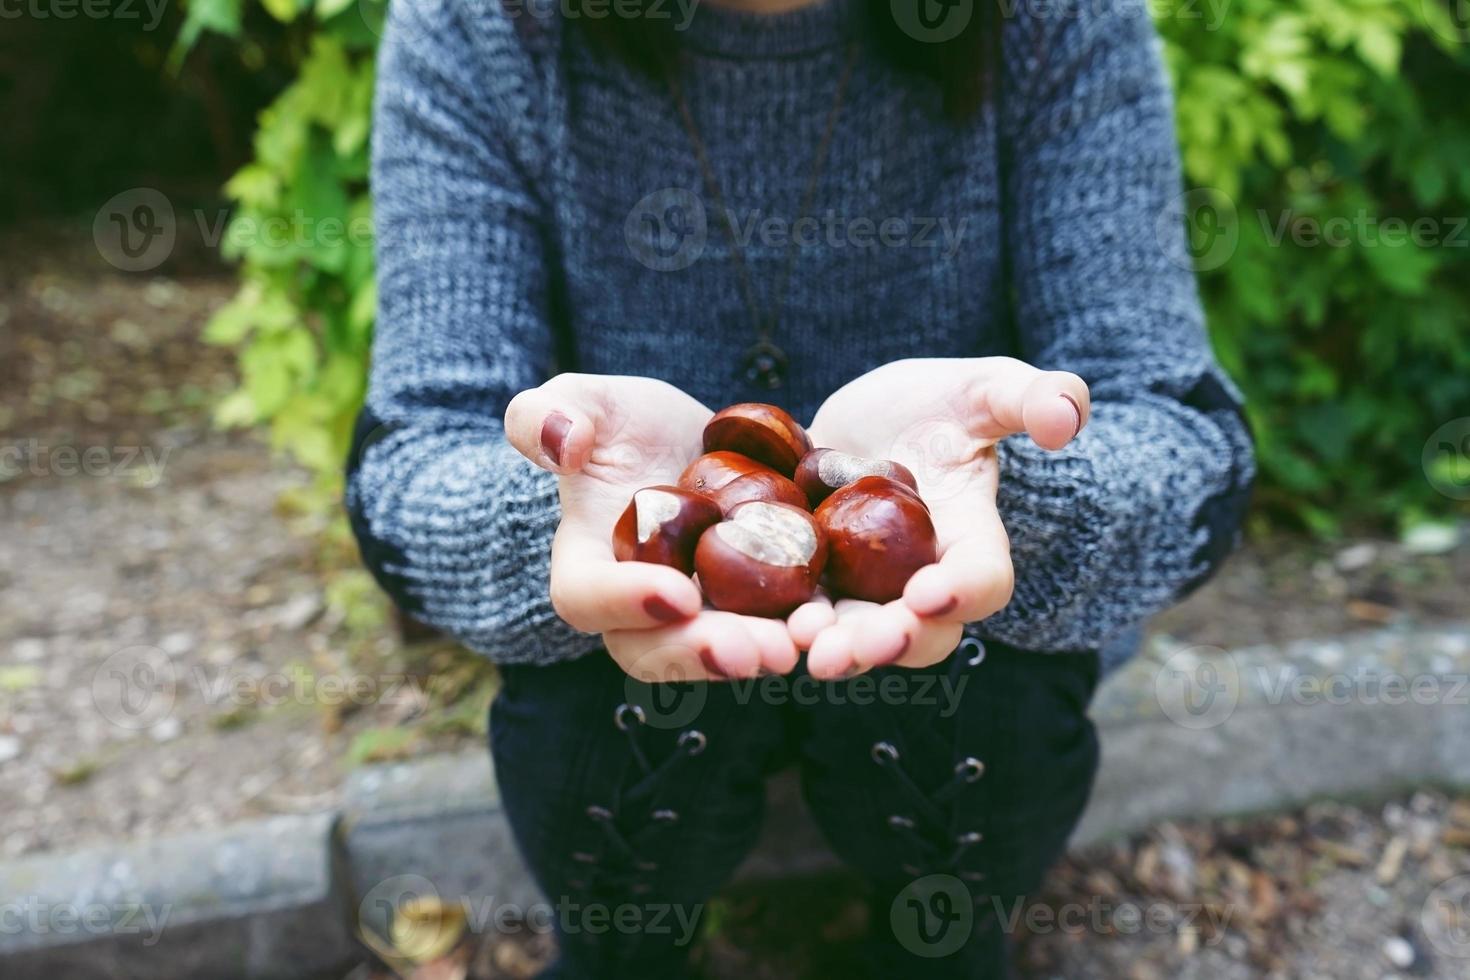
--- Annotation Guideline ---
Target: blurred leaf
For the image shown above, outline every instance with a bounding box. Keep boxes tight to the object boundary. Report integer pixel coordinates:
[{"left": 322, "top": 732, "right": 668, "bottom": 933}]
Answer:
[
  {"left": 0, "top": 666, "right": 42, "bottom": 693},
  {"left": 347, "top": 726, "right": 421, "bottom": 765}
]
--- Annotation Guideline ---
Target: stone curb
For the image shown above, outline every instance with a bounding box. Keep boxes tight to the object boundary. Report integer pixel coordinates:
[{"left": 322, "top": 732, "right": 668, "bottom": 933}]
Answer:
[
  {"left": 3, "top": 625, "right": 1467, "bottom": 976},
  {"left": 0, "top": 812, "right": 358, "bottom": 980}
]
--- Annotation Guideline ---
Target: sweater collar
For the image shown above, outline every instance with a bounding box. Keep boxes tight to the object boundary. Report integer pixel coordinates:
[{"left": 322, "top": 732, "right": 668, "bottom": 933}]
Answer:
[{"left": 678, "top": 0, "right": 864, "bottom": 59}]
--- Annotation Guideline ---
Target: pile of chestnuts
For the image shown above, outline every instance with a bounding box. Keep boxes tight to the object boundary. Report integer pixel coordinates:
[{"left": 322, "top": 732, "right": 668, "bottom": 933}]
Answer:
[{"left": 612, "top": 403, "right": 938, "bottom": 618}]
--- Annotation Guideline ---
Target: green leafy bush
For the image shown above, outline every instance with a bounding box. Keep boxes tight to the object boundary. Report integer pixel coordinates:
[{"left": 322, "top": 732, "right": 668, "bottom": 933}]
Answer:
[{"left": 182, "top": 0, "right": 1470, "bottom": 531}]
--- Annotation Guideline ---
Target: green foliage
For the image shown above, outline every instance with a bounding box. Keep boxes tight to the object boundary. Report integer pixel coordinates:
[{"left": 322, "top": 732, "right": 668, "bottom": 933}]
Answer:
[
  {"left": 181, "top": 0, "right": 1470, "bottom": 531},
  {"left": 179, "top": 0, "right": 384, "bottom": 499},
  {"left": 1158, "top": 0, "right": 1470, "bottom": 532}
]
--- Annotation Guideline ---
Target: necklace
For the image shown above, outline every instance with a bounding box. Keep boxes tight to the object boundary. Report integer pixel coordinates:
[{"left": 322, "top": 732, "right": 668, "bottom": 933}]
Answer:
[{"left": 665, "top": 42, "right": 860, "bottom": 390}]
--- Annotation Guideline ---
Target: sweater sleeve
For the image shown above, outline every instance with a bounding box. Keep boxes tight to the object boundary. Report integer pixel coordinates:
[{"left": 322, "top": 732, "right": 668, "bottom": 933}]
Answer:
[
  {"left": 344, "top": 1, "right": 593, "bottom": 665},
  {"left": 982, "top": 0, "right": 1255, "bottom": 653}
]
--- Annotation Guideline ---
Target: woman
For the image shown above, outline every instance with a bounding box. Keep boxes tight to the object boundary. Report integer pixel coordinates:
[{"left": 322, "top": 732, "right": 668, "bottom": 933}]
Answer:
[{"left": 346, "top": 0, "right": 1254, "bottom": 974}]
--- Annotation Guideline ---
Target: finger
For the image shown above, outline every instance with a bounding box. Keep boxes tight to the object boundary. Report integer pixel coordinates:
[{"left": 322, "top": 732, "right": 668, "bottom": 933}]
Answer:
[
  {"left": 890, "top": 615, "right": 964, "bottom": 670},
  {"left": 846, "top": 602, "right": 963, "bottom": 673},
  {"left": 503, "top": 376, "right": 601, "bottom": 474},
  {"left": 903, "top": 529, "right": 1015, "bottom": 623},
  {"left": 787, "top": 591, "right": 837, "bottom": 650},
  {"left": 978, "top": 362, "right": 1090, "bottom": 450},
  {"left": 848, "top": 602, "right": 913, "bottom": 671},
  {"left": 742, "top": 615, "right": 801, "bottom": 675},
  {"left": 606, "top": 611, "right": 764, "bottom": 683},
  {"left": 805, "top": 620, "right": 859, "bottom": 681},
  {"left": 549, "top": 524, "right": 704, "bottom": 633},
  {"left": 805, "top": 598, "right": 883, "bottom": 680}
]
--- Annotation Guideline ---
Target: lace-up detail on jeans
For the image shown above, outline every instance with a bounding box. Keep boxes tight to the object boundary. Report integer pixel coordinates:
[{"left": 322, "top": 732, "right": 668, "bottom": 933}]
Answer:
[
  {"left": 871, "top": 638, "right": 991, "bottom": 884},
  {"left": 567, "top": 703, "right": 707, "bottom": 897}
]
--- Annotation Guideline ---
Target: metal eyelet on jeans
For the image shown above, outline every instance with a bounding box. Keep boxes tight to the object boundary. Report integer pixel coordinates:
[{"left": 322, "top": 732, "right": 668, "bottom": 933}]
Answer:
[
  {"left": 652, "top": 808, "right": 680, "bottom": 824},
  {"left": 955, "top": 757, "right": 986, "bottom": 782},
  {"left": 678, "top": 730, "right": 707, "bottom": 755},
  {"left": 871, "top": 740, "right": 900, "bottom": 765},
  {"left": 956, "top": 830, "right": 984, "bottom": 845},
  {"left": 613, "top": 703, "right": 647, "bottom": 731},
  {"left": 959, "top": 637, "right": 986, "bottom": 667},
  {"left": 586, "top": 804, "right": 614, "bottom": 822},
  {"left": 888, "top": 814, "right": 916, "bottom": 830}
]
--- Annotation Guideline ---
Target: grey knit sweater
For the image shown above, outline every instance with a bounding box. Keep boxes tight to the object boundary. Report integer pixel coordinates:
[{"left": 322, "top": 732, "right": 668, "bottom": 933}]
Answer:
[{"left": 345, "top": 0, "right": 1254, "bottom": 673}]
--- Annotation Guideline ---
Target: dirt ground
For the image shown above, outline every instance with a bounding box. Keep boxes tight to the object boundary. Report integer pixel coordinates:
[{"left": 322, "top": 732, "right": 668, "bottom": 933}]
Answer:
[{"left": 3, "top": 226, "right": 1469, "bottom": 976}]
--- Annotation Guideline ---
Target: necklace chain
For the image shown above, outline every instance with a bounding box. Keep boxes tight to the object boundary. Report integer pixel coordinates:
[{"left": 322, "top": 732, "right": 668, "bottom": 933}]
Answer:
[{"left": 665, "top": 42, "right": 860, "bottom": 388}]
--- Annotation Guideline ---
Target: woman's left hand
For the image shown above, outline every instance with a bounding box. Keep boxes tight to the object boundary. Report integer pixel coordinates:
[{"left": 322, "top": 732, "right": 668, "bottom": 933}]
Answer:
[{"left": 788, "top": 357, "right": 1090, "bottom": 679}]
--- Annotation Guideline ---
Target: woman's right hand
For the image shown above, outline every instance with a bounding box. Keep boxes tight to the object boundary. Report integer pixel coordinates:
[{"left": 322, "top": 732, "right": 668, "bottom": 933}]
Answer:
[{"left": 505, "top": 374, "right": 799, "bottom": 683}]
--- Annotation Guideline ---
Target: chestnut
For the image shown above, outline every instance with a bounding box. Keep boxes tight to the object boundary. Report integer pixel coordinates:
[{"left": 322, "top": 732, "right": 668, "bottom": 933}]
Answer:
[
  {"left": 709, "top": 469, "right": 808, "bottom": 514},
  {"left": 612, "top": 485, "right": 723, "bottom": 575},
  {"left": 677, "top": 450, "right": 771, "bottom": 496},
  {"left": 695, "top": 501, "right": 827, "bottom": 618},
  {"left": 794, "top": 448, "right": 920, "bottom": 507},
  {"left": 814, "top": 475, "right": 937, "bottom": 603},
  {"left": 703, "top": 403, "right": 813, "bottom": 477},
  {"left": 678, "top": 451, "right": 807, "bottom": 514}
]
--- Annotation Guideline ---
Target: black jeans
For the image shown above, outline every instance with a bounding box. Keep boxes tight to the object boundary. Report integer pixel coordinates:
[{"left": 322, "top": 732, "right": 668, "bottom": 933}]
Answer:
[{"left": 490, "top": 639, "right": 1101, "bottom": 979}]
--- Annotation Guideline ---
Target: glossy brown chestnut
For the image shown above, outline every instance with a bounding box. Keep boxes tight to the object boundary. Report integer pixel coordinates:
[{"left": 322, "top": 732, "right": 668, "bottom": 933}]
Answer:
[
  {"left": 814, "top": 475, "right": 937, "bottom": 603},
  {"left": 702, "top": 403, "right": 813, "bottom": 477},
  {"left": 709, "top": 469, "right": 808, "bottom": 515},
  {"left": 794, "top": 448, "right": 920, "bottom": 507},
  {"left": 612, "top": 485, "right": 723, "bottom": 575},
  {"left": 695, "top": 500, "right": 828, "bottom": 618},
  {"left": 677, "top": 450, "right": 771, "bottom": 496},
  {"left": 677, "top": 451, "right": 807, "bottom": 514}
]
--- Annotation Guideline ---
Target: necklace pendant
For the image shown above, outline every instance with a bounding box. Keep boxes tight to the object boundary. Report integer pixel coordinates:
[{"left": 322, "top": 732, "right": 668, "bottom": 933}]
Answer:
[{"left": 741, "top": 340, "right": 788, "bottom": 390}]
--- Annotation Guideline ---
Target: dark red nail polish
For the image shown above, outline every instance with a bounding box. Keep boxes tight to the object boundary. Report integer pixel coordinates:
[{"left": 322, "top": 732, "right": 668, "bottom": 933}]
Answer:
[
  {"left": 540, "top": 411, "right": 573, "bottom": 467},
  {"left": 1059, "top": 393, "right": 1083, "bottom": 440},
  {"left": 929, "top": 596, "right": 958, "bottom": 617},
  {"left": 698, "top": 647, "right": 731, "bottom": 679},
  {"left": 643, "top": 595, "right": 686, "bottom": 624}
]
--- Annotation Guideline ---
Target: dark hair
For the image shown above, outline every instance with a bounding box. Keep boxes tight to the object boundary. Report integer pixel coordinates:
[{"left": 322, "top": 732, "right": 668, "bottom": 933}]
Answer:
[{"left": 563, "top": 0, "right": 996, "bottom": 119}]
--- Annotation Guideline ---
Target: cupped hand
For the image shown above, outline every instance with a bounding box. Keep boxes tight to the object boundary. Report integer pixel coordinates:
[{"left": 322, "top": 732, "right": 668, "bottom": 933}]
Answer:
[
  {"left": 505, "top": 373, "right": 800, "bottom": 682},
  {"left": 788, "top": 357, "right": 1090, "bottom": 679}
]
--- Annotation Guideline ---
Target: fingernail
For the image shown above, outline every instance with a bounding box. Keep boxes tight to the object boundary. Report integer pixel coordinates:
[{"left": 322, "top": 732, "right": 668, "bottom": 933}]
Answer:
[
  {"left": 873, "top": 634, "right": 910, "bottom": 668},
  {"left": 644, "top": 595, "right": 687, "bottom": 624},
  {"left": 698, "top": 647, "right": 732, "bottom": 679},
  {"left": 929, "top": 596, "right": 958, "bottom": 617},
  {"left": 1059, "top": 394, "right": 1083, "bottom": 440},
  {"left": 540, "top": 411, "right": 573, "bottom": 467}
]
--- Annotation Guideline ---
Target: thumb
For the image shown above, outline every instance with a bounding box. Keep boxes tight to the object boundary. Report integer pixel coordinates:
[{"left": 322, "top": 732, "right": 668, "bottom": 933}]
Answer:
[
  {"left": 978, "top": 361, "right": 1090, "bottom": 450},
  {"left": 504, "top": 376, "right": 601, "bottom": 474}
]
